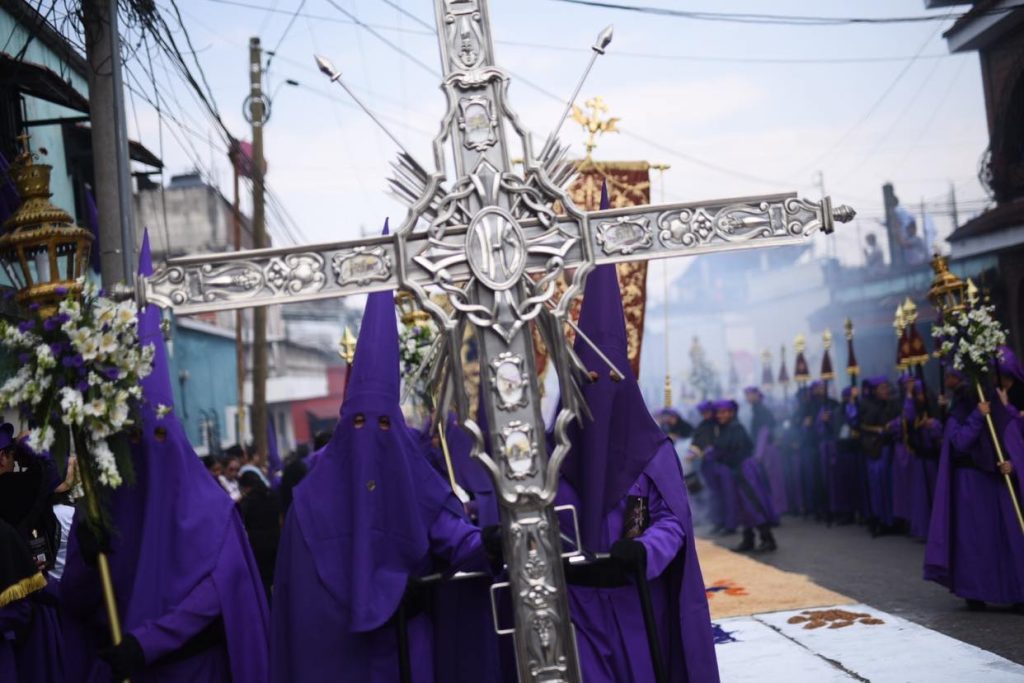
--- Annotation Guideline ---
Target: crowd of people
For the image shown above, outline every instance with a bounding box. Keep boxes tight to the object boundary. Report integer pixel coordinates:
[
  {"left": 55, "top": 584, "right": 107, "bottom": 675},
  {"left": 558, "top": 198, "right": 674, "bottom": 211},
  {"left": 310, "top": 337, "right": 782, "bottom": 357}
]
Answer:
[
  {"left": 2, "top": 221, "right": 1021, "bottom": 681},
  {"left": 658, "top": 352, "right": 1024, "bottom": 612},
  {"left": 0, "top": 220, "right": 722, "bottom": 681}
]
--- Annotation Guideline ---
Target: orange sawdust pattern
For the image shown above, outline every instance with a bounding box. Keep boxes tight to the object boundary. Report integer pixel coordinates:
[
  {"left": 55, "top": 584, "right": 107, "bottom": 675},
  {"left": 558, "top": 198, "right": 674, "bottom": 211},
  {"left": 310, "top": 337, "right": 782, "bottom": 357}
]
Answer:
[
  {"left": 787, "top": 608, "right": 886, "bottom": 630},
  {"left": 694, "top": 538, "right": 852, "bottom": 619},
  {"left": 705, "top": 579, "right": 749, "bottom": 599}
]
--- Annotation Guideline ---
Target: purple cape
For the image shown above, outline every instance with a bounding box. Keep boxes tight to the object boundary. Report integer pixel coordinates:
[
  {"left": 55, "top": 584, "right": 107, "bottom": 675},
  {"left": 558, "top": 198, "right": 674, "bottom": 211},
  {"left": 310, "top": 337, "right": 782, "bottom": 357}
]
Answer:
[
  {"left": 61, "top": 229, "right": 270, "bottom": 681},
  {"left": 420, "top": 412, "right": 499, "bottom": 527},
  {"left": 924, "top": 387, "right": 1024, "bottom": 602},
  {"left": 563, "top": 262, "right": 665, "bottom": 549},
  {"left": 272, "top": 264, "right": 482, "bottom": 681},
  {"left": 561, "top": 237, "right": 718, "bottom": 682}
]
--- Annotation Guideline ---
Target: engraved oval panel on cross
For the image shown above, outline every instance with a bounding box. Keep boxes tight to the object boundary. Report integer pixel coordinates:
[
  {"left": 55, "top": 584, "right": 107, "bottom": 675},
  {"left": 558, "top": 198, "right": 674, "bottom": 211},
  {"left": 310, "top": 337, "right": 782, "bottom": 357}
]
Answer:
[{"left": 466, "top": 207, "right": 527, "bottom": 290}]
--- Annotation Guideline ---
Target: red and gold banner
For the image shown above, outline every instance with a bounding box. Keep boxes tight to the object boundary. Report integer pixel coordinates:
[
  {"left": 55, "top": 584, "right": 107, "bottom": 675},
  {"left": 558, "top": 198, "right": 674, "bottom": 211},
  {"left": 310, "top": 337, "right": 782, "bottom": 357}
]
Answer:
[{"left": 534, "top": 160, "right": 651, "bottom": 378}]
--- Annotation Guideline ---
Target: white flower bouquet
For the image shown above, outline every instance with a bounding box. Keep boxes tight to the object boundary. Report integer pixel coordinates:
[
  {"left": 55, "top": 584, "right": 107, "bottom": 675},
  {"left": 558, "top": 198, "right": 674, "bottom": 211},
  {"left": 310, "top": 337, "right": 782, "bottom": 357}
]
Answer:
[
  {"left": 931, "top": 303, "right": 1008, "bottom": 382},
  {"left": 0, "top": 278, "right": 153, "bottom": 511},
  {"left": 399, "top": 319, "right": 438, "bottom": 381}
]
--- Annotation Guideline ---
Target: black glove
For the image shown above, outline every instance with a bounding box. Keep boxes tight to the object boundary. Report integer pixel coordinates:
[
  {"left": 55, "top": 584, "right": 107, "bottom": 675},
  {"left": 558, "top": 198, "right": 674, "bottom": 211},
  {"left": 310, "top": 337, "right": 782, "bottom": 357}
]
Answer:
[
  {"left": 609, "top": 539, "right": 647, "bottom": 573},
  {"left": 99, "top": 633, "right": 145, "bottom": 680},
  {"left": 74, "top": 521, "right": 111, "bottom": 567},
  {"left": 482, "top": 525, "right": 504, "bottom": 567}
]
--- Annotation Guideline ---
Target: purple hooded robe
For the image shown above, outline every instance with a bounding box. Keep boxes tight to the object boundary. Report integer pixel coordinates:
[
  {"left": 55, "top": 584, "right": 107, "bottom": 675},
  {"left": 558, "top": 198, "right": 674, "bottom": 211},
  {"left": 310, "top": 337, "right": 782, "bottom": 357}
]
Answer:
[
  {"left": 557, "top": 257, "right": 719, "bottom": 683},
  {"left": 924, "top": 357, "right": 1024, "bottom": 604},
  {"left": 750, "top": 396, "right": 788, "bottom": 516},
  {"left": 270, "top": 281, "right": 489, "bottom": 683},
  {"left": 60, "top": 230, "right": 271, "bottom": 681},
  {"left": 419, "top": 410, "right": 505, "bottom": 682}
]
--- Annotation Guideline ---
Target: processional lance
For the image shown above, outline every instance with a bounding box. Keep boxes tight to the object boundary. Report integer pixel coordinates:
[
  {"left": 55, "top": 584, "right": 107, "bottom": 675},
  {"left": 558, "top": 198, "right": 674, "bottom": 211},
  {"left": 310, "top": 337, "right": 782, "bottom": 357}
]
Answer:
[{"left": 102, "top": 2, "right": 854, "bottom": 679}]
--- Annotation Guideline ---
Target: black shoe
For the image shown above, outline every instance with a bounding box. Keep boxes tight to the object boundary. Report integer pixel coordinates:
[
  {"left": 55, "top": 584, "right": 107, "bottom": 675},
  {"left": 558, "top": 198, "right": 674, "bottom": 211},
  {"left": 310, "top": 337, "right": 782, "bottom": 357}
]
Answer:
[
  {"left": 756, "top": 527, "right": 777, "bottom": 553},
  {"left": 733, "top": 530, "right": 755, "bottom": 552},
  {"left": 965, "top": 599, "right": 987, "bottom": 612}
]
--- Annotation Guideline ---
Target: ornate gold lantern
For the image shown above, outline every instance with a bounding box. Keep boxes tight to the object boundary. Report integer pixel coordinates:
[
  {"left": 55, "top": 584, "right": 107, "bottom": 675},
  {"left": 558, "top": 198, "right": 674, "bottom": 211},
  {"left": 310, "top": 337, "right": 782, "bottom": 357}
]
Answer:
[
  {"left": 0, "top": 138, "right": 93, "bottom": 316},
  {"left": 927, "top": 253, "right": 966, "bottom": 316}
]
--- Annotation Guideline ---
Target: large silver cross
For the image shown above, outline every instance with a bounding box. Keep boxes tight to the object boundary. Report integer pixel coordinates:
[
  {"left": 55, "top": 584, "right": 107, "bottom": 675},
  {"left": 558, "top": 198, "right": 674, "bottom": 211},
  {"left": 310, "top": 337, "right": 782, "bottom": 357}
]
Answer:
[{"left": 140, "top": 1, "right": 853, "bottom": 680}]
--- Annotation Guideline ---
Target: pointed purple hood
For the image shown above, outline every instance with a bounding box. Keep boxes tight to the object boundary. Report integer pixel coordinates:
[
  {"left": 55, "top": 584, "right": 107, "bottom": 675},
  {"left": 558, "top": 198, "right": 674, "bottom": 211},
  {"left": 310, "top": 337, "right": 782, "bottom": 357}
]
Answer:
[
  {"left": 563, "top": 185, "right": 668, "bottom": 551},
  {"left": 290, "top": 221, "right": 454, "bottom": 632},
  {"left": 62, "top": 229, "right": 270, "bottom": 680}
]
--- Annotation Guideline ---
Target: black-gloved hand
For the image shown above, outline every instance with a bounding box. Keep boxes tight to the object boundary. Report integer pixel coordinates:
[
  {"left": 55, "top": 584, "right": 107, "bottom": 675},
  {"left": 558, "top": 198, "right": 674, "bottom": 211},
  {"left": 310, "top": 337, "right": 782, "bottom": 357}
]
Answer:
[
  {"left": 610, "top": 538, "right": 647, "bottom": 572},
  {"left": 99, "top": 633, "right": 145, "bottom": 680},
  {"left": 74, "top": 521, "right": 111, "bottom": 567},
  {"left": 482, "top": 525, "right": 504, "bottom": 567}
]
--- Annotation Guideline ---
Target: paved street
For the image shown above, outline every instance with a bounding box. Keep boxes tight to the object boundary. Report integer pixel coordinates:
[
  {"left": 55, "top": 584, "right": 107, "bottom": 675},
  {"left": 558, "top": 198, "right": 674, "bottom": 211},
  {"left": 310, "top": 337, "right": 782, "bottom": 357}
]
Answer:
[{"left": 703, "top": 517, "right": 1024, "bottom": 666}]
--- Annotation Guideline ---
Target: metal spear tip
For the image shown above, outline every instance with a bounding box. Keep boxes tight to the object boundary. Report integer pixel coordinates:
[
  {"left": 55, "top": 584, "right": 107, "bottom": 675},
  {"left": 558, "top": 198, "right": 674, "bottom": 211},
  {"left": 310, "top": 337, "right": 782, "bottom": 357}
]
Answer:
[
  {"left": 593, "top": 25, "right": 614, "bottom": 54},
  {"left": 314, "top": 55, "right": 340, "bottom": 80},
  {"left": 832, "top": 204, "right": 856, "bottom": 223}
]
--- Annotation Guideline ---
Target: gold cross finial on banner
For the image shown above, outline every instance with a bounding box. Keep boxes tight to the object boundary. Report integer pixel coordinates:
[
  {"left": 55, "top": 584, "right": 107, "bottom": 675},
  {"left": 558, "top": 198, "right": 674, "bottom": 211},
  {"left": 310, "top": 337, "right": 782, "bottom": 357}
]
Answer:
[{"left": 571, "top": 96, "right": 620, "bottom": 158}]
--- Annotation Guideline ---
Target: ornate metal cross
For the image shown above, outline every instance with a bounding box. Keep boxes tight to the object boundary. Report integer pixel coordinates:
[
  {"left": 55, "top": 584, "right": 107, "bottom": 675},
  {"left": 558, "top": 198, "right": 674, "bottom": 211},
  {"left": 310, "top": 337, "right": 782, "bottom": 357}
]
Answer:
[{"left": 140, "top": 2, "right": 853, "bottom": 680}]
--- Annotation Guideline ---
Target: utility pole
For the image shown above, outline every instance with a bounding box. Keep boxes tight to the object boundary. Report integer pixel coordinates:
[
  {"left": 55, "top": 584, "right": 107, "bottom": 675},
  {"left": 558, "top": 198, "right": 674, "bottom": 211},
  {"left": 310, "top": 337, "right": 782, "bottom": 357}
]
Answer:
[
  {"left": 231, "top": 140, "right": 246, "bottom": 450},
  {"left": 249, "top": 37, "right": 269, "bottom": 462},
  {"left": 82, "top": 0, "right": 136, "bottom": 287},
  {"left": 949, "top": 181, "right": 959, "bottom": 230}
]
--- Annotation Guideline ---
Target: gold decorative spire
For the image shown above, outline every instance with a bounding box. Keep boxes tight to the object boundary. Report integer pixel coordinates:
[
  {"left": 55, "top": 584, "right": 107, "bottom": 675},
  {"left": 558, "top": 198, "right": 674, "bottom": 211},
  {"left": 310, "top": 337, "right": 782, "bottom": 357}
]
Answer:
[
  {"left": 965, "top": 278, "right": 979, "bottom": 308},
  {"left": 571, "top": 96, "right": 620, "bottom": 158},
  {"left": 338, "top": 325, "right": 357, "bottom": 364}
]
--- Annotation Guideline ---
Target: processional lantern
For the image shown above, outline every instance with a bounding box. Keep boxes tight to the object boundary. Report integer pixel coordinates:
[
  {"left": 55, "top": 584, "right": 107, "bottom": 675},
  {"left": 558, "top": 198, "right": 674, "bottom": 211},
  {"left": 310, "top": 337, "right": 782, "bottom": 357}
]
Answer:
[
  {"left": 844, "top": 318, "right": 859, "bottom": 382},
  {"left": 793, "top": 333, "right": 810, "bottom": 385},
  {"left": 927, "top": 253, "right": 966, "bottom": 316},
  {"left": 0, "top": 136, "right": 93, "bottom": 316},
  {"left": 820, "top": 328, "right": 834, "bottom": 382}
]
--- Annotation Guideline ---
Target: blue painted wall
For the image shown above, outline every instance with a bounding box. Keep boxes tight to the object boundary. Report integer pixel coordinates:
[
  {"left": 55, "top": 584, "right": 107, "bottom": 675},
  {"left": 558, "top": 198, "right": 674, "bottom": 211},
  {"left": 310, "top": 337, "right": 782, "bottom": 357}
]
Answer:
[{"left": 167, "top": 314, "right": 238, "bottom": 453}]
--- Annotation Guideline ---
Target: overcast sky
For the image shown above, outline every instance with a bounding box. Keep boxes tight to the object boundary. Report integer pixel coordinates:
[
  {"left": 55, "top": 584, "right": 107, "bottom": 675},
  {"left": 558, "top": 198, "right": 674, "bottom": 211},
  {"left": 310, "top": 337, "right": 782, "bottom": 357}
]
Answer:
[{"left": 128, "top": 0, "right": 989, "bottom": 301}]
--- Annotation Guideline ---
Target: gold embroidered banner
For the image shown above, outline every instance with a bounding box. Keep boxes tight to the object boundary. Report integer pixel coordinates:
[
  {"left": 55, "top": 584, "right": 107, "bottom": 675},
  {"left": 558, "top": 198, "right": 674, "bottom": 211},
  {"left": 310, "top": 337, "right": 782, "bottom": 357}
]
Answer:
[{"left": 534, "top": 160, "right": 651, "bottom": 378}]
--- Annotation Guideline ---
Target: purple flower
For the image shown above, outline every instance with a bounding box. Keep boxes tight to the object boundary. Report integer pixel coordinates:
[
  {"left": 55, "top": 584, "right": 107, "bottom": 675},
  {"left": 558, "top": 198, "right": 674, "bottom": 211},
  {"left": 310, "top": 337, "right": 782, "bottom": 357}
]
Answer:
[
  {"left": 17, "top": 320, "right": 35, "bottom": 332},
  {"left": 55, "top": 286, "right": 68, "bottom": 296},
  {"left": 76, "top": 380, "right": 89, "bottom": 394},
  {"left": 49, "top": 342, "right": 64, "bottom": 357},
  {"left": 3, "top": 290, "right": 15, "bottom": 300},
  {"left": 102, "top": 367, "right": 120, "bottom": 381},
  {"left": 28, "top": 303, "right": 39, "bottom": 312},
  {"left": 17, "top": 352, "right": 30, "bottom": 364},
  {"left": 42, "top": 313, "right": 69, "bottom": 331},
  {"left": 62, "top": 354, "right": 84, "bottom": 369}
]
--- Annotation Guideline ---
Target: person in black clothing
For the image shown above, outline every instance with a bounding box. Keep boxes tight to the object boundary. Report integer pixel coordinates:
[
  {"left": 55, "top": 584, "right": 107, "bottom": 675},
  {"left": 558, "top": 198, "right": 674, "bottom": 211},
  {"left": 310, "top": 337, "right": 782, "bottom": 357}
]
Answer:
[
  {"left": 713, "top": 400, "right": 777, "bottom": 552},
  {"left": 656, "top": 408, "right": 694, "bottom": 441},
  {"left": 860, "top": 377, "right": 902, "bottom": 536},
  {"left": 238, "top": 471, "right": 281, "bottom": 602}
]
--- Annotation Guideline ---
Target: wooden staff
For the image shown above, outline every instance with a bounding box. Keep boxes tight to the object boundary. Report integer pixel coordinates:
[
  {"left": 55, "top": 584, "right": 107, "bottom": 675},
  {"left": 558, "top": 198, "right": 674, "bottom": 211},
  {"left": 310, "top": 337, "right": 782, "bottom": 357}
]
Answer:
[
  {"left": 71, "top": 429, "right": 125, "bottom": 656},
  {"left": 974, "top": 382, "right": 1024, "bottom": 535}
]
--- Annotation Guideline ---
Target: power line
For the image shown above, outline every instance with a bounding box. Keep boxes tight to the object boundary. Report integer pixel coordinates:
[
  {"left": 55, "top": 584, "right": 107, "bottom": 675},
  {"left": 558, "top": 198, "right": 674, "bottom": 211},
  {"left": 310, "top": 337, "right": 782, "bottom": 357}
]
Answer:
[
  {"left": 199, "top": 0, "right": 953, "bottom": 66},
  {"left": 548, "top": 0, "right": 1021, "bottom": 26},
  {"left": 792, "top": 15, "right": 951, "bottom": 179},
  {"left": 266, "top": 0, "right": 307, "bottom": 73}
]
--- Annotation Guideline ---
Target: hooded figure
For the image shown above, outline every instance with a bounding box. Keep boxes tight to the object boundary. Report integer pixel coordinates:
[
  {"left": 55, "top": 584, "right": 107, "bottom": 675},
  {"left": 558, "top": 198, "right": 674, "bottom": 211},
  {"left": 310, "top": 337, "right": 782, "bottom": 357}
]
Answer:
[
  {"left": 712, "top": 399, "right": 778, "bottom": 552},
  {"left": 745, "top": 387, "right": 788, "bottom": 516},
  {"left": 60, "top": 230, "right": 271, "bottom": 681},
  {"left": 557, "top": 259, "right": 719, "bottom": 683},
  {"left": 699, "top": 401, "right": 738, "bottom": 535},
  {"left": 271, "top": 273, "right": 490, "bottom": 682},
  {"left": 0, "top": 517, "right": 48, "bottom": 681},
  {"left": 419, "top": 408, "right": 505, "bottom": 682},
  {"left": 925, "top": 363, "right": 1024, "bottom": 608},
  {"left": 860, "top": 376, "right": 900, "bottom": 535}
]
